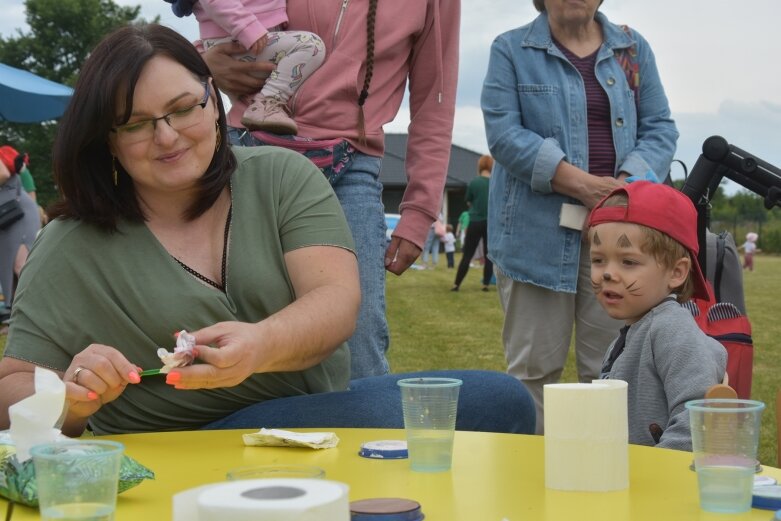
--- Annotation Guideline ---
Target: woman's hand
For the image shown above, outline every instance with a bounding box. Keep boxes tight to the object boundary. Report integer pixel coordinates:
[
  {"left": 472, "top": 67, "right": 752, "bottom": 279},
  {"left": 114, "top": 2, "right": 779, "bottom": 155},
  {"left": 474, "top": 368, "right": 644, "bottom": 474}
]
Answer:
[
  {"left": 63, "top": 344, "right": 141, "bottom": 421},
  {"left": 165, "top": 321, "right": 262, "bottom": 390},
  {"left": 385, "top": 236, "right": 422, "bottom": 275},
  {"left": 551, "top": 161, "right": 627, "bottom": 209},
  {"left": 203, "top": 42, "right": 276, "bottom": 99}
]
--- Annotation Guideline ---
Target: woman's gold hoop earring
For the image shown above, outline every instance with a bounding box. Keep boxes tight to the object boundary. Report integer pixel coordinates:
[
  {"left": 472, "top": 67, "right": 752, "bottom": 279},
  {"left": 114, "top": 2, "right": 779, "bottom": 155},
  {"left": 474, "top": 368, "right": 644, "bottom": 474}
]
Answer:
[
  {"left": 112, "top": 157, "right": 119, "bottom": 186},
  {"left": 215, "top": 123, "right": 222, "bottom": 151}
]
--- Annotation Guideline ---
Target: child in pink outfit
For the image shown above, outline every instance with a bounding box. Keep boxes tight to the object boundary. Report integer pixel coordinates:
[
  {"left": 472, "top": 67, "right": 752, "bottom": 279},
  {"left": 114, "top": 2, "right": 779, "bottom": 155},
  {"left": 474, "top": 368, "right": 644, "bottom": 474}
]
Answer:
[{"left": 195, "top": 0, "right": 324, "bottom": 134}]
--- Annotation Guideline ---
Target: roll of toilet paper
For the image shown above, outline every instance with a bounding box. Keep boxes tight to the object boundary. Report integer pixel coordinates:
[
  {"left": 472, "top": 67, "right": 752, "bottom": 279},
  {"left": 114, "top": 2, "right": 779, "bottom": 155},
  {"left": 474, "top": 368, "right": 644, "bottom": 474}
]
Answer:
[
  {"left": 173, "top": 478, "right": 350, "bottom": 521},
  {"left": 544, "top": 379, "right": 628, "bottom": 492}
]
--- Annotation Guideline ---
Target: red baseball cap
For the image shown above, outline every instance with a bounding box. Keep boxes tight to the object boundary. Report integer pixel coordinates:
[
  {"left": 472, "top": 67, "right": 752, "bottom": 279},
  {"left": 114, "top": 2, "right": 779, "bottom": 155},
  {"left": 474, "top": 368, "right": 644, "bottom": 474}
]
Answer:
[
  {"left": 587, "top": 181, "right": 710, "bottom": 301},
  {"left": 0, "top": 145, "right": 28, "bottom": 175}
]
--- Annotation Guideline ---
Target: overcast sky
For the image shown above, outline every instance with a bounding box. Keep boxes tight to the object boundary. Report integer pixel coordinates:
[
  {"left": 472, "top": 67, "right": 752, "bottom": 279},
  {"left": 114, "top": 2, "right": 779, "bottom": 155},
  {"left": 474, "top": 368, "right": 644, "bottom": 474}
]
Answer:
[{"left": 2, "top": 0, "right": 780, "bottom": 192}]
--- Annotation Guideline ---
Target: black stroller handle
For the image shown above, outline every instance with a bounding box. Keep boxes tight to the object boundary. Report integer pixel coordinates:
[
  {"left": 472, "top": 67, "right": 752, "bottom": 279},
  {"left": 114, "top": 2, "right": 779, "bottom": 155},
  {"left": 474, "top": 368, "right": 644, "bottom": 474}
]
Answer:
[
  {"left": 683, "top": 135, "right": 781, "bottom": 210},
  {"left": 681, "top": 136, "right": 781, "bottom": 277}
]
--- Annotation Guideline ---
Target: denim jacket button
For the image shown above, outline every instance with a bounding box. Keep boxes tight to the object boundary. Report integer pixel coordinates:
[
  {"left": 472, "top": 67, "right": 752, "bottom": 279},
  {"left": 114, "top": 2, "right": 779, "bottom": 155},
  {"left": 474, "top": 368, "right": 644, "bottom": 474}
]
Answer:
[
  {"left": 607, "top": 77, "right": 616, "bottom": 86},
  {"left": 615, "top": 118, "right": 624, "bottom": 127}
]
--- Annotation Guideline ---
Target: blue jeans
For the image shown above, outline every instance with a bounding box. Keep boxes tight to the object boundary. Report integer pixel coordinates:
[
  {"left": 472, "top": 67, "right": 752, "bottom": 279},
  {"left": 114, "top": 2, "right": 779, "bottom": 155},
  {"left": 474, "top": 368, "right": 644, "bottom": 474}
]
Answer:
[
  {"left": 421, "top": 228, "right": 440, "bottom": 266},
  {"left": 202, "top": 370, "right": 536, "bottom": 434},
  {"left": 227, "top": 128, "right": 390, "bottom": 379}
]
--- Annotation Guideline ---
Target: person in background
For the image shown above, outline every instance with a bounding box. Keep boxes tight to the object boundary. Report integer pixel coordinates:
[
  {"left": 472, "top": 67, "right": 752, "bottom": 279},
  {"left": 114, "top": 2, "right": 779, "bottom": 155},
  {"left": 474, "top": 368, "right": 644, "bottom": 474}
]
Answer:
[
  {"left": 18, "top": 165, "right": 36, "bottom": 201},
  {"left": 451, "top": 154, "right": 493, "bottom": 292},
  {"left": 0, "top": 146, "right": 41, "bottom": 322},
  {"left": 588, "top": 181, "right": 725, "bottom": 450},
  {"left": 202, "top": 0, "right": 461, "bottom": 379},
  {"left": 17, "top": 164, "right": 48, "bottom": 226},
  {"left": 171, "top": 0, "right": 325, "bottom": 134},
  {"left": 481, "top": 0, "right": 678, "bottom": 432},
  {"left": 739, "top": 232, "right": 759, "bottom": 272},
  {"left": 456, "top": 209, "right": 469, "bottom": 250},
  {"left": 443, "top": 223, "right": 456, "bottom": 269},
  {"left": 421, "top": 214, "right": 444, "bottom": 269},
  {"left": 0, "top": 23, "right": 536, "bottom": 438}
]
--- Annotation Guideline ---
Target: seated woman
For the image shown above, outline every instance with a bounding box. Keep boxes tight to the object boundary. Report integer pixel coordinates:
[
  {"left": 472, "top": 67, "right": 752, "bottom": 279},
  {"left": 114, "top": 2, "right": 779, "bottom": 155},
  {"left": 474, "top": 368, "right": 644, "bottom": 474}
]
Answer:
[{"left": 0, "top": 24, "right": 535, "bottom": 437}]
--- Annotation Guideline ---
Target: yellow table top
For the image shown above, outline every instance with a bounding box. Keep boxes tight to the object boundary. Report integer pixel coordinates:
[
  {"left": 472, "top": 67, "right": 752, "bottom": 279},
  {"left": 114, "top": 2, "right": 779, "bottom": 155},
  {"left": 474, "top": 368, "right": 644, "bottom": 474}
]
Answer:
[{"left": 3, "top": 428, "right": 780, "bottom": 520}]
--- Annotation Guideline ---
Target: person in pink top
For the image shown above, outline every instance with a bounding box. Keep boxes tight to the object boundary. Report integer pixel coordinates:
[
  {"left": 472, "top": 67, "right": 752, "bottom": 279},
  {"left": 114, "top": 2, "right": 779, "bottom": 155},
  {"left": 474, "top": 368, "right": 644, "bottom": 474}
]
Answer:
[
  {"left": 200, "top": 0, "right": 460, "bottom": 379},
  {"left": 194, "top": 0, "right": 325, "bottom": 134}
]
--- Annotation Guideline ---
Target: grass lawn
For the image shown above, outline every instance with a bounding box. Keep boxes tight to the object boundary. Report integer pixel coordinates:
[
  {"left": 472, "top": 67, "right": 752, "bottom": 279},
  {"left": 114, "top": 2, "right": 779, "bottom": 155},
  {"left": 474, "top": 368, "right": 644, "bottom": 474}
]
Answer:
[
  {"left": 387, "top": 255, "right": 781, "bottom": 466},
  {"left": 0, "top": 255, "right": 778, "bottom": 464}
]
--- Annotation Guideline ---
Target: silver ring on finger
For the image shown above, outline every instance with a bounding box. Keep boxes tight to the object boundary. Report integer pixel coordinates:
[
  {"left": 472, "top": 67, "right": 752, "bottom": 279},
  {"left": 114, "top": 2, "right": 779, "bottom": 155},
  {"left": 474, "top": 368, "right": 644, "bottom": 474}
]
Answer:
[{"left": 72, "top": 366, "right": 86, "bottom": 385}]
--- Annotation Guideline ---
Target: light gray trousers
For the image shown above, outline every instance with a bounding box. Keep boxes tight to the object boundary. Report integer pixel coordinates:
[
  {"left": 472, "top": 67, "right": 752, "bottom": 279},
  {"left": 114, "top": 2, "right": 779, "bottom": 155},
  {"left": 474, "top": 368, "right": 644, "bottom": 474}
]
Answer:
[{"left": 496, "top": 247, "right": 623, "bottom": 434}]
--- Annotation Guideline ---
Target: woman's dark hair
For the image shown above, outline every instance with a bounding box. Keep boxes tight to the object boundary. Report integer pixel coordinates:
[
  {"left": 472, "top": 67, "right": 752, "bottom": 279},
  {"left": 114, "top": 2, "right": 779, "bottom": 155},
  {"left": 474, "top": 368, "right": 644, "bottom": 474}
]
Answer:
[
  {"left": 533, "top": 0, "right": 604, "bottom": 12},
  {"left": 49, "top": 23, "right": 235, "bottom": 231}
]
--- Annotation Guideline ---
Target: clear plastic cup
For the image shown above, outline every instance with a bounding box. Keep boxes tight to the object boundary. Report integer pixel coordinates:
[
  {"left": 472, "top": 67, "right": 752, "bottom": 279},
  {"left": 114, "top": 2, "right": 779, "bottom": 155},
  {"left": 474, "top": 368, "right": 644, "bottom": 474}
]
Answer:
[
  {"left": 397, "top": 377, "right": 462, "bottom": 472},
  {"left": 686, "top": 398, "right": 765, "bottom": 513},
  {"left": 30, "top": 440, "right": 124, "bottom": 521},
  {"left": 226, "top": 464, "right": 325, "bottom": 481}
]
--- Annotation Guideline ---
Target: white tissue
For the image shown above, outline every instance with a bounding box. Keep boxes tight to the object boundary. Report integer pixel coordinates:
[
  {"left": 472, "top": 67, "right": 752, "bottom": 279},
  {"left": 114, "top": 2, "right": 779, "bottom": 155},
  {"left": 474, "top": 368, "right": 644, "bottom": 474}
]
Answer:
[
  {"left": 8, "top": 367, "right": 66, "bottom": 462},
  {"left": 173, "top": 479, "right": 349, "bottom": 521},
  {"left": 243, "top": 428, "right": 339, "bottom": 449},
  {"left": 157, "top": 330, "right": 196, "bottom": 373},
  {"left": 544, "top": 379, "right": 629, "bottom": 492}
]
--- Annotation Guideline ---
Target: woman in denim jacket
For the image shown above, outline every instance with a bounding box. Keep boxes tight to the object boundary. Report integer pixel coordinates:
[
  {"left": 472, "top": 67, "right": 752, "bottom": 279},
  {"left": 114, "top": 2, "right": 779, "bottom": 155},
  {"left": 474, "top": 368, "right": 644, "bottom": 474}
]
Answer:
[{"left": 481, "top": 0, "right": 678, "bottom": 433}]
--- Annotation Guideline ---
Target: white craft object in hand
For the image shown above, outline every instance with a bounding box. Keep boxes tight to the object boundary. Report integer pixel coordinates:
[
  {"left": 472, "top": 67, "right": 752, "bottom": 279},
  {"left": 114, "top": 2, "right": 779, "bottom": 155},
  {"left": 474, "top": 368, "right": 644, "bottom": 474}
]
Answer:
[{"left": 156, "top": 330, "right": 196, "bottom": 374}]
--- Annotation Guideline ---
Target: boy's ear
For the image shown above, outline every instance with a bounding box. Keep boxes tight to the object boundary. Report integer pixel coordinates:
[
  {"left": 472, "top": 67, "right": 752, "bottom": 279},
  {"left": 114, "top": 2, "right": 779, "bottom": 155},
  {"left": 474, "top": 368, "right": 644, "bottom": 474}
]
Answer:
[{"left": 668, "top": 256, "right": 691, "bottom": 290}]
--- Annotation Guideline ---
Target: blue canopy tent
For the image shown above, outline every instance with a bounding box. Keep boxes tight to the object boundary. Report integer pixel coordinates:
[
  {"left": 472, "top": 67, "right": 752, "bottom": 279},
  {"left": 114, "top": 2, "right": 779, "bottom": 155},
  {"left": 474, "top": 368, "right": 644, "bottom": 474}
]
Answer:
[{"left": 0, "top": 62, "right": 73, "bottom": 123}]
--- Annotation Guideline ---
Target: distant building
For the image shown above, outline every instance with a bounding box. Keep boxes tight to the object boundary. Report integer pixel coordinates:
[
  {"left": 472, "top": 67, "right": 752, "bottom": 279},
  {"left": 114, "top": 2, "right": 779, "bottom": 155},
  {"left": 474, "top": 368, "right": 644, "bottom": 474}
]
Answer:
[{"left": 380, "top": 133, "right": 483, "bottom": 227}]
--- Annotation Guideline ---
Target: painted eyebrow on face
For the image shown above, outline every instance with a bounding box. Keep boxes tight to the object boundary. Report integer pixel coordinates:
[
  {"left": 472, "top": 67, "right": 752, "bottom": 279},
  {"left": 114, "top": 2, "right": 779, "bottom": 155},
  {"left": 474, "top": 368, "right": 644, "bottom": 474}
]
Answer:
[
  {"left": 617, "top": 234, "right": 633, "bottom": 248},
  {"left": 591, "top": 231, "right": 602, "bottom": 246}
]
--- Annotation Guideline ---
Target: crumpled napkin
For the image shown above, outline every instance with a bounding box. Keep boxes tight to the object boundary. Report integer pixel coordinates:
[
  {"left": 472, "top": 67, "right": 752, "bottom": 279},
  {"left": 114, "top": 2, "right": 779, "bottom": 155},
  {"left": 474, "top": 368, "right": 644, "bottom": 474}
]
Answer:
[
  {"left": 156, "top": 330, "right": 196, "bottom": 373},
  {"left": 243, "top": 428, "right": 340, "bottom": 449},
  {"left": 8, "top": 367, "right": 65, "bottom": 462}
]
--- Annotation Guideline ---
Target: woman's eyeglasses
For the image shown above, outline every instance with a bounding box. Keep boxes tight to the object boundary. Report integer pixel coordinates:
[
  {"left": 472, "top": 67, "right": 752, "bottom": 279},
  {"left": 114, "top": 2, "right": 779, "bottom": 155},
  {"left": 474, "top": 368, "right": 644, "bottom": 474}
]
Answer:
[{"left": 111, "top": 82, "right": 211, "bottom": 145}]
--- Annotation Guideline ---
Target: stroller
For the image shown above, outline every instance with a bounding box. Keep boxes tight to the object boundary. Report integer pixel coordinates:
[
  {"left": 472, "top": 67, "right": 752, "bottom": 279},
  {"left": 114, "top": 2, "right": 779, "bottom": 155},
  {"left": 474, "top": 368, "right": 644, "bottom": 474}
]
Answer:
[{"left": 679, "top": 135, "right": 781, "bottom": 399}]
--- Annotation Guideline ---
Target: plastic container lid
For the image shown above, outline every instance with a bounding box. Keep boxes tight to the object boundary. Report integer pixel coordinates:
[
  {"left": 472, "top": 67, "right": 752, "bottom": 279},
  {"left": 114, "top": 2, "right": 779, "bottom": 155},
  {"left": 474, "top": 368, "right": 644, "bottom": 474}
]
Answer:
[
  {"left": 358, "top": 440, "right": 408, "bottom": 459},
  {"left": 755, "top": 475, "right": 778, "bottom": 487},
  {"left": 751, "top": 485, "right": 781, "bottom": 510},
  {"left": 350, "top": 498, "right": 424, "bottom": 521}
]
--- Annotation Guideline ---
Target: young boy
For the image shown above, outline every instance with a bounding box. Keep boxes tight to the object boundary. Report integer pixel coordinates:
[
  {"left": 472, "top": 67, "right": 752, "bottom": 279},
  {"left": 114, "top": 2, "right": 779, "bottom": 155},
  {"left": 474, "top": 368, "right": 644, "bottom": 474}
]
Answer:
[
  {"left": 587, "top": 181, "right": 727, "bottom": 451},
  {"left": 443, "top": 224, "right": 457, "bottom": 268}
]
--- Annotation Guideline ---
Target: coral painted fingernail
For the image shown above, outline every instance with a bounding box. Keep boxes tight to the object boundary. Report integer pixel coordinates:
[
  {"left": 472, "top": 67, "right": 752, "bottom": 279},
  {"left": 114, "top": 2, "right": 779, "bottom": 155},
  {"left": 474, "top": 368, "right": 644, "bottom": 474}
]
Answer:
[
  {"left": 192, "top": 347, "right": 200, "bottom": 357},
  {"left": 166, "top": 372, "right": 181, "bottom": 384},
  {"left": 87, "top": 391, "right": 98, "bottom": 400},
  {"left": 128, "top": 371, "right": 141, "bottom": 384}
]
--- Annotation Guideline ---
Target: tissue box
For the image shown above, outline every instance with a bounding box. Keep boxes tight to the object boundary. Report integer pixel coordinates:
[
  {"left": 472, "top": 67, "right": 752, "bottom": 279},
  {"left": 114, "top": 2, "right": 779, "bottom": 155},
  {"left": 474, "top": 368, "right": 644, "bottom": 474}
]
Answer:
[{"left": 0, "top": 431, "right": 155, "bottom": 507}]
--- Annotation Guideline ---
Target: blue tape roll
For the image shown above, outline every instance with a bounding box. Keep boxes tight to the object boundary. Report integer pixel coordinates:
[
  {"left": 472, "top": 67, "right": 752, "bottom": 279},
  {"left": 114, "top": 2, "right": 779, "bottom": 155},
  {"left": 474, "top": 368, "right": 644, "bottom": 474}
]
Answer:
[
  {"left": 358, "top": 440, "right": 408, "bottom": 460},
  {"left": 752, "top": 485, "right": 781, "bottom": 510}
]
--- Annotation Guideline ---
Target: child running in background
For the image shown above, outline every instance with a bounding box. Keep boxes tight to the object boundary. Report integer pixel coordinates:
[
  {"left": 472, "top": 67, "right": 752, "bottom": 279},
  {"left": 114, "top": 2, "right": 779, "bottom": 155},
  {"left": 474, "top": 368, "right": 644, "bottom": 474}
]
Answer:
[
  {"left": 740, "top": 232, "right": 760, "bottom": 271},
  {"left": 443, "top": 224, "right": 456, "bottom": 268},
  {"left": 587, "top": 181, "right": 726, "bottom": 451},
  {"left": 184, "top": 0, "right": 325, "bottom": 134}
]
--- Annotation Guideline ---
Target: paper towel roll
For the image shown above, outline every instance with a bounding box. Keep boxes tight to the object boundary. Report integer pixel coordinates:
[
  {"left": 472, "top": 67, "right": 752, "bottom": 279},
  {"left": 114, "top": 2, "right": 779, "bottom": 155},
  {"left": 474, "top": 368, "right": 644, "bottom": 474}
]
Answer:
[
  {"left": 173, "top": 478, "right": 350, "bottom": 521},
  {"left": 544, "top": 379, "right": 628, "bottom": 492}
]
